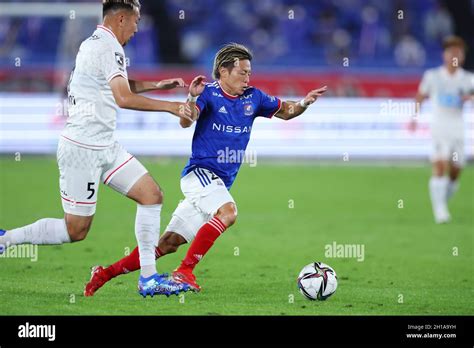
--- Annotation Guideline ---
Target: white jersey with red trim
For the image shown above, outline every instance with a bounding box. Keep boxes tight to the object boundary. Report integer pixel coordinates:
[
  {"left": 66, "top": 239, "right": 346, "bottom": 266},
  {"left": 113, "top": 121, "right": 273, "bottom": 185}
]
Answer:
[
  {"left": 62, "top": 25, "right": 128, "bottom": 148},
  {"left": 418, "top": 66, "right": 473, "bottom": 139}
]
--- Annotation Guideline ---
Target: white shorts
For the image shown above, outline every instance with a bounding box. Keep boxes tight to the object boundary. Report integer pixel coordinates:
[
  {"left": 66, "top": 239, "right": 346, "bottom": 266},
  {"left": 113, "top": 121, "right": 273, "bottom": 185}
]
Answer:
[
  {"left": 430, "top": 136, "right": 465, "bottom": 167},
  {"left": 165, "top": 168, "right": 235, "bottom": 242},
  {"left": 57, "top": 137, "right": 148, "bottom": 216}
]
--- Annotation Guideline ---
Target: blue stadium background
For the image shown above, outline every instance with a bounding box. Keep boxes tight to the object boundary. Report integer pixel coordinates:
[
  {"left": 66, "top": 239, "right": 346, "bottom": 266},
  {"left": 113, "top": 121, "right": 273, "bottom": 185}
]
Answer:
[{"left": 1, "top": 0, "right": 473, "bottom": 74}]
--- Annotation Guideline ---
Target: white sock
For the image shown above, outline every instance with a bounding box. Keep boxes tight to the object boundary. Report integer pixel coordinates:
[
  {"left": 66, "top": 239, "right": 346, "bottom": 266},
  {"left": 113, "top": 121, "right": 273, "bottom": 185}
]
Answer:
[
  {"left": 447, "top": 180, "right": 459, "bottom": 201},
  {"left": 429, "top": 176, "right": 449, "bottom": 213},
  {"left": 135, "top": 204, "right": 161, "bottom": 278},
  {"left": 2, "top": 218, "right": 71, "bottom": 246}
]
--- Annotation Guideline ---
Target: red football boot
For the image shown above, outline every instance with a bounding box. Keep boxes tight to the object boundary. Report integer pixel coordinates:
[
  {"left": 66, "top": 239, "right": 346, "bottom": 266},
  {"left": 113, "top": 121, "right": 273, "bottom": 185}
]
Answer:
[
  {"left": 84, "top": 266, "right": 111, "bottom": 297},
  {"left": 172, "top": 268, "right": 201, "bottom": 292}
]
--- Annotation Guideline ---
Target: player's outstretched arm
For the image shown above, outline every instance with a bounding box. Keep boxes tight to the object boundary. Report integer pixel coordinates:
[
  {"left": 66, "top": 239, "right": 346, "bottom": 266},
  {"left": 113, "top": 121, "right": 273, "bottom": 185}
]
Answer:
[
  {"left": 129, "top": 78, "right": 187, "bottom": 94},
  {"left": 275, "top": 85, "right": 327, "bottom": 120},
  {"left": 180, "top": 75, "right": 206, "bottom": 128},
  {"left": 110, "top": 75, "right": 192, "bottom": 121}
]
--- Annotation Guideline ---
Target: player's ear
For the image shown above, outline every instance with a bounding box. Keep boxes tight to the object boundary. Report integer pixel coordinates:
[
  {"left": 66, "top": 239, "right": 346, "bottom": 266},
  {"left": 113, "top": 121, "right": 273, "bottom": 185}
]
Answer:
[
  {"left": 118, "top": 12, "right": 127, "bottom": 27},
  {"left": 219, "top": 66, "right": 229, "bottom": 79}
]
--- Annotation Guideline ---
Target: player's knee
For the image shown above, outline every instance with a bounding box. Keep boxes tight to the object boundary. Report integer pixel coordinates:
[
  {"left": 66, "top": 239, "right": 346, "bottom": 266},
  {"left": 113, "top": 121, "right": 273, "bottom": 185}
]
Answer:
[
  {"left": 226, "top": 211, "right": 237, "bottom": 227},
  {"left": 149, "top": 186, "right": 163, "bottom": 205},
  {"left": 217, "top": 204, "right": 238, "bottom": 228},
  {"left": 432, "top": 162, "right": 446, "bottom": 177},
  {"left": 138, "top": 185, "right": 163, "bottom": 205},
  {"left": 129, "top": 174, "right": 164, "bottom": 205}
]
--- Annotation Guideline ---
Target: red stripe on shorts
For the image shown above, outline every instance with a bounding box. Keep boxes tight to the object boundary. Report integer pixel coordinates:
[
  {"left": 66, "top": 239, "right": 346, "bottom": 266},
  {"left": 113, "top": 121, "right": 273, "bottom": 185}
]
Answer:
[
  {"left": 103, "top": 156, "right": 135, "bottom": 185},
  {"left": 61, "top": 196, "right": 96, "bottom": 205}
]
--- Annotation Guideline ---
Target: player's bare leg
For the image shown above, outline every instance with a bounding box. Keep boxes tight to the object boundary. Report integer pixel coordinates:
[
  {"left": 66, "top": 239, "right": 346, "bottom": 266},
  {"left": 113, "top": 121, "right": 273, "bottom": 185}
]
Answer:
[
  {"left": 214, "top": 202, "right": 238, "bottom": 227},
  {"left": 64, "top": 214, "right": 94, "bottom": 241},
  {"left": 172, "top": 202, "right": 237, "bottom": 291},
  {"left": 432, "top": 160, "right": 448, "bottom": 177},
  {"left": 127, "top": 173, "right": 163, "bottom": 205},
  {"left": 429, "top": 160, "right": 451, "bottom": 223},
  {"left": 158, "top": 231, "right": 187, "bottom": 254},
  {"left": 84, "top": 231, "right": 187, "bottom": 296},
  {"left": 447, "top": 163, "right": 461, "bottom": 201}
]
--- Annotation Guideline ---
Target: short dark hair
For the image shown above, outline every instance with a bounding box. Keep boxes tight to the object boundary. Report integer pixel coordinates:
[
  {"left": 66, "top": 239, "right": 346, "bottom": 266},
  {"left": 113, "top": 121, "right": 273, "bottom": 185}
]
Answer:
[
  {"left": 442, "top": 36, "right": 466, "bottom": 51},
  {"left": 212, "top": 43, "right": 253, "bottom": 79},
  {"left": 103, "top": 0, "right": 140, "bottom": 18}
]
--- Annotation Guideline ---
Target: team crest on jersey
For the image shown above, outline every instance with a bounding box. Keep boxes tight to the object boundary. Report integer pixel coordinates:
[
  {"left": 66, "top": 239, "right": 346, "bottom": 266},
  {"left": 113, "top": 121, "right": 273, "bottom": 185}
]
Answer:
[
  {"left": 115, "top": 52, "right": 125, "bottom": 67},
  {"left": 243, "top": 103, "right": 254, "bottom": 116}
]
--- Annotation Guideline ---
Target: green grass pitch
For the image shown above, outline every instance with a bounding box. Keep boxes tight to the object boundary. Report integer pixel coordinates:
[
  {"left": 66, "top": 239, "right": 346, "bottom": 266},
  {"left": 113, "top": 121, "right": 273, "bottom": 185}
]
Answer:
[{"left": 0, "top": 156, "right": 472, "bottom": 315}]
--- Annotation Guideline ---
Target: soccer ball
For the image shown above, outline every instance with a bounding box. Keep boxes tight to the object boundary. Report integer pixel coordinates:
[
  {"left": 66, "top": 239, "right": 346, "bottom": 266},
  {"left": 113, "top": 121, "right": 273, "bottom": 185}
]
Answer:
[{"left": 297, "top": 262, "right": 338, "bottom": 301}]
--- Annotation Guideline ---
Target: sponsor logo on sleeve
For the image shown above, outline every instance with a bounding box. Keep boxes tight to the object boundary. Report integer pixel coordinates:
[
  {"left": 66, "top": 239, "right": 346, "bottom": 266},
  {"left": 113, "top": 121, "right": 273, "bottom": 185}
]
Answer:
[{"left": 115, "top": 52, "right": 125, "bottom": 71}]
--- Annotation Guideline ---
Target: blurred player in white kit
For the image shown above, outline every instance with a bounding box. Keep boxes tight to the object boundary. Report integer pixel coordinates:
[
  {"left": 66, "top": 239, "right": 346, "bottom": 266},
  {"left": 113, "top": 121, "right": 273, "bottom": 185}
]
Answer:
[{"left": 412, "top": 36, "right": 473, "bottom": 223}]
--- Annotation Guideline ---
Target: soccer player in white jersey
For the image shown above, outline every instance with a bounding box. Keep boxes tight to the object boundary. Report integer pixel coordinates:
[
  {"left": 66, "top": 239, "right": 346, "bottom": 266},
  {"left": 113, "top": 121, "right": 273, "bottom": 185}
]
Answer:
[
  {"left": 411, "top": 36, "right": 473, "bottom": 223},
  {"left": 0, "top": 0, "right": 194, "bottom": 297}
]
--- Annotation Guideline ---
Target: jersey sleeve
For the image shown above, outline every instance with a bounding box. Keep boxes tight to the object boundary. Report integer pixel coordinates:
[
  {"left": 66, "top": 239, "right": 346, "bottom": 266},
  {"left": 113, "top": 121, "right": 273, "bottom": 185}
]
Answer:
[
  {"left": 255, "top": 88, "right": 282, "bottom": 118},
  {"left": 101, "top": 44, "right": 127, "bottom": 82},
  {"left": 418, "top": 70, "right": 432, "bottom": 96},
  {"left": 195, "top": 86, "right": 209, "bottom": 115}
]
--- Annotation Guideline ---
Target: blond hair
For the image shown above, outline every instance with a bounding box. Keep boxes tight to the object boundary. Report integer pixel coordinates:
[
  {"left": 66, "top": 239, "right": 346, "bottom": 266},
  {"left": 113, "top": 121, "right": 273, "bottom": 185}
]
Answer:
[{"left": 212, "top": 43, "right": 253, "bottom": 79}]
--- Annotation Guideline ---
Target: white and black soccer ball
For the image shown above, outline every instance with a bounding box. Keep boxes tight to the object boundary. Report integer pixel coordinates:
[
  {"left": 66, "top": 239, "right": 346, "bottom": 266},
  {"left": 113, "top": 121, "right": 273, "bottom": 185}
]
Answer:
[{"left": 297, "top": 262, "right": 338, "bottom": 301}]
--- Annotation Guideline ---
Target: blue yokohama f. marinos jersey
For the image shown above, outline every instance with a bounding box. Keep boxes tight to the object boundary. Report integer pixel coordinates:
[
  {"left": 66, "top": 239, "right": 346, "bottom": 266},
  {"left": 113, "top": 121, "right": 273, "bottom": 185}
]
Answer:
[{"left": 181, "top": 81, "right": 281, "bottom": 190}]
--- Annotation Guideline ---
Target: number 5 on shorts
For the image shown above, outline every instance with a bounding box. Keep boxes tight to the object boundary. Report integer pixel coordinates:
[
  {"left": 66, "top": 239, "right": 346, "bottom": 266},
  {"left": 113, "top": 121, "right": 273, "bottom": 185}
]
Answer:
[{"left": 87, "top": 182, "right": 95, "bottom": 200}]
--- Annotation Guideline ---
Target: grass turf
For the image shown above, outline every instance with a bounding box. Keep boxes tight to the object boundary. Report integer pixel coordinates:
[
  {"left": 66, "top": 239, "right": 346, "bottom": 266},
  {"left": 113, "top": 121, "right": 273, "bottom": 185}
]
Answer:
[{"left": 0, "top": 156, "right": 472, "bottom": 315}]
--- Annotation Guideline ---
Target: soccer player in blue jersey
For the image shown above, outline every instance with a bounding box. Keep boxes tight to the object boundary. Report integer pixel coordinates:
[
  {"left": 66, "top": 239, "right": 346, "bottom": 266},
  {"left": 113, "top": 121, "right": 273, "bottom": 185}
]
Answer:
[{"left": 85, "top": 43, "right": 326, "bottom": 295}]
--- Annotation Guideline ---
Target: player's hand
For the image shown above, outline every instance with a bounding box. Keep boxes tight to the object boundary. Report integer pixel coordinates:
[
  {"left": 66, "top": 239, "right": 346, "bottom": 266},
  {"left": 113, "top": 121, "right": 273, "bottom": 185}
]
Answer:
[
  {"left": 303, "top": 85, "right": 328, "bottom": 106},
  {"left": 189, "top": 75, "right": 206, "bottom": 97},
  {"left": 156, "top": 78, "right": 187, "bottom": 90},
  {"left": 172, "top": 102, "right": 194, "bottom": 122}
]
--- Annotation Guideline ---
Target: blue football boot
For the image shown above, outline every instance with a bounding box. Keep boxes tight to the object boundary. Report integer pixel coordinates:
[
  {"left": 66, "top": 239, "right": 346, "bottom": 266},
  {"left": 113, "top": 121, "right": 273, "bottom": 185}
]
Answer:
[{"left": 138, "top": 273, "right": 190, "bottom": 298}]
